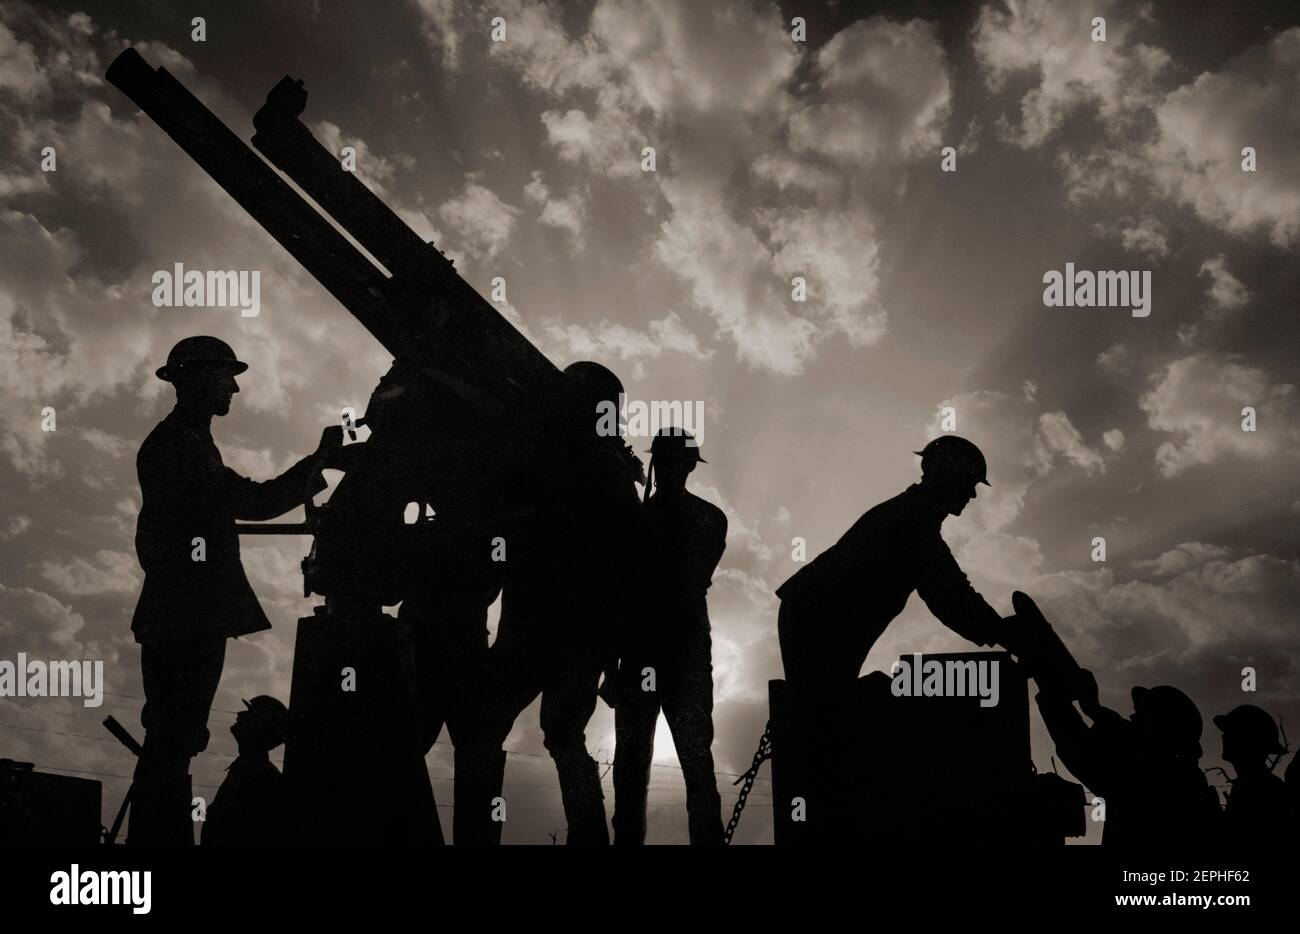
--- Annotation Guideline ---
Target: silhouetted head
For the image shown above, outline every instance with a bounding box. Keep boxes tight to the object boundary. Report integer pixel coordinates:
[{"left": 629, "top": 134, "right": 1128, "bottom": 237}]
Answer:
[
  {"left": 647, "top": 427, "right": 705, "bottom": 494},
  {"left": 914, "top": 435, "right": 989, "bottom": 516},
  {"left": 1215, "top": 704, "right": 1283, "bottom": 768},
  {"left": 157, "top": 336, "right": 247, "bottom": 417},
  {"left": 564, "top": 361, "right": 624, "bottom": 438},
  {"left": 1131, "top": 685, "right": 1204, "bottom": 760},
  {"left": 230, "top": 695, "right": 287, "bottom": 755}
]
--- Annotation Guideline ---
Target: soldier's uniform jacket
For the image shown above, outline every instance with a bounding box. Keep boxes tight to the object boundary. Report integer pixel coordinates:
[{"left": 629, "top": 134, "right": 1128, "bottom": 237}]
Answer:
[
  {"left": 638, "top": 489, "right": 726, "bottom": 657},
  {"left": 132, "top": 409, "right": 325, "bottom": 645},
  {"left": 200, "top": 754, "right": 288, "bottom": 845},
  {"left": 775, "top": 483, "right": 998, "bottom": 647},
  {"left": 1223, "top": 770, "right": 1291, "bottom": 846}
]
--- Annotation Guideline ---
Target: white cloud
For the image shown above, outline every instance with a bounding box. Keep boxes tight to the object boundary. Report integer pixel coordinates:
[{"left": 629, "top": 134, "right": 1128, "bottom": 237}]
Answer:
[
  {"left": 437, "top": 178, "right": 520, "bottom": 260},
  {"left": 466, "top": 1, "right": 955, "bottom": 374},
  {"left": 39, "top": 549, "right": 139, "bottom": 596},
  {"left": 415, "top": 0, "right": 462, "bottom": 72},
  {"left": 1118, "top": 216, "right": 1169, "bottom": 259},
  {"left": 1149, "top": 29, "right": 1300, "bottom": 248},
  {"left": 1140, "top": 354, "right": 1295, "bottom": 477},
  {"left": 0, "top": 584, "right": 87, "bottom": 653},
  {"left": 974, "top": 0, "right": 1168, "bottom": 148},
  {"left": 311, "top": 121, "right": 397, "bottom": 197},
  {"left": 0, "top": 21, "right": 47, "bottom": 98},
  {"left": 1032, "top": 411, "right": 1106, "bottom": 475},
  {"left": 2, "top": 514, "right": 31, "bottom": 539},
  {"left": 523, "top": 171, "right": 587, "bottom": 250},
  {"left": 1197, "top": 254, "right": 1251, "bottom": 313},
  {"left": 1134, "top": 542, "right": 1232, "bottom": 577},
  {"left": 788, "top": 17, "right": 951, "bottom": 167},
  {"left": 539, "top": 311, "right": 709, "bottom": 377}
]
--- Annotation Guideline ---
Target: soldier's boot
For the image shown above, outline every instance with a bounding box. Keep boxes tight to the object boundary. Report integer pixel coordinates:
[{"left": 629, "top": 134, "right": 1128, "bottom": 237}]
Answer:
[
  {"left": 452, "top": 744, "right": 507, "bottom": 845},
  {"left": 681, "top": 748, "right": 724, "bottom": 845},
  {"left": 552, "top": 747, "right": 609, "bottom": 845},
  {"left": 611, "top": 751, "right": 652, "bottom": 845},
  {"left": 684, "top": 786, "right": 724, "bottom": 845}
]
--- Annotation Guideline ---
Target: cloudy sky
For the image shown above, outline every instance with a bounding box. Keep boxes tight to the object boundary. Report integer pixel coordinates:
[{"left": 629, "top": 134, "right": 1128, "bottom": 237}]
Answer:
[{"left": 1, "top": 0, "right": 1297, "bottom": 845}]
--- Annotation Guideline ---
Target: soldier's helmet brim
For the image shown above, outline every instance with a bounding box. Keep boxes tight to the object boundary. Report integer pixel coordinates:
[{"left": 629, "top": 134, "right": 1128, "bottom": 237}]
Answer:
[
  {"left": 644, "top": 447, "right": 706, "bottom": 463},
  {"left": 156, "top": 359, "right": 248, "bottom": 382},
  {"left": 912, "top": 450, "right": 989, "bottom": 485}
]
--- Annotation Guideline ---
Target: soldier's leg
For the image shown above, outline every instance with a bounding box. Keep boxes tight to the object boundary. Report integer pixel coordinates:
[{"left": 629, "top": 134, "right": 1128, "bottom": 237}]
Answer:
[
  {"left": 611, "top": 666, "right": 660, "bottom": 846},
  {"left": 407, "top": 604, "right": 451, "bottom": 756},
  {"left": 130, "top": 635, "right": 225, "bottom": 845},
  {"left": 539, "top": 648, "right": 608, "bottom": 845},
  {"left": 446, "top": 615, "right": 544, "bottom": 844},
  {"left": 439, "top": 602, "right": 509, "bottom": 846},
  {"left": 661, "top": 632, "right": 723, "bottom": 845}
]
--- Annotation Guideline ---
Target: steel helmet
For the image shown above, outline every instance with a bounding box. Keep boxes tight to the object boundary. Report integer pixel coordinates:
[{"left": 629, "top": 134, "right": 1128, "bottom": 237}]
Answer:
[
  {"left": 647, "top": 427, "right": 706, "bottom": 463},
  {"left": 156, "top": 335, "right": 248, "bottom": 382},
  {"left": 564, "top": 360, "right": 624, "bottom": 434},
  {"left": 1213, "top": 704, "right": 1284, "bottom": 756},
  {"left": 1132, "top": 685, "right": 1204, "bottom": 755},
  {"left": 914, "top": 435, "right": 989, "bottom": 486},
  {"left": 240, "top": 695, "right": 288, "bottom": 745}
]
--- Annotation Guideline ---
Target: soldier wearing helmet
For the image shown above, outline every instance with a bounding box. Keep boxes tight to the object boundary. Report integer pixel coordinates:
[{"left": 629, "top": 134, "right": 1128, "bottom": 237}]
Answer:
[
  {"left": 773, "top": 435, "right": 1013, "bottom": 843},
  {"left": 1214, "top": 704, "right": 1292, "bottom": 847},
  {"left": 201, "top": 695, "right": 290, "bottom": 845},
  {"left": 1036, "top": 669, "right": 1221, "bottom": 846},
  {"left": 128, "top": 336, "right": 343, "bottom": 844},
  {"left": 611, "top": 428, "right": 726, "bottom": 845},
  {"left": 776, "top": 435, "right": 1008, "bottom": 685},
  {"left": 475, "top": 360, "right": 646, "bottom": 845}
]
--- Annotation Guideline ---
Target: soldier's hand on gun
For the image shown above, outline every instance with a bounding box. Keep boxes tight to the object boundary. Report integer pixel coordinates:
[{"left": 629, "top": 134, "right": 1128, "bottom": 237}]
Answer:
[
  {"left": 1072, "top": 667, "right": 1102, "bottom": 715},
  {"left": 313, "top": 425, "right": 351, "bottom": 470},
  {"left": 994, "top": 614, "right": 1026, "bottom": 657}
]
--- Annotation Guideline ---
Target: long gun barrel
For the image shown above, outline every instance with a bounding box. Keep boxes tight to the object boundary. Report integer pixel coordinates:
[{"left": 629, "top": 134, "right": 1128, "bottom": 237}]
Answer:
[{"left": 105, "top": 47, "right": 564, "bottom": 421}]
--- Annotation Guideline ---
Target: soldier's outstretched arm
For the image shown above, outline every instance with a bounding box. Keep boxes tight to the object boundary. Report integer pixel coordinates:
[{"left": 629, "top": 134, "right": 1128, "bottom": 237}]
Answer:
[
  {"left": 914, "top": 541, "right": 1002, "bottom": 647},
  {"left": 225, "top": 427, "right": 337, "bottom": 520},
  {"left": 1035, "top": 675, "right": 1121, "bottom": 793}
]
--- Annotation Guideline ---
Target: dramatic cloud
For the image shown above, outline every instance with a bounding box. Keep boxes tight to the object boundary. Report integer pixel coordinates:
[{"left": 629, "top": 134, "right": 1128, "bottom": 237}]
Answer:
[
  {"left": 974, "top": 0, "right": 1167, "bottom": 148},
  {"left": 1198, "top": 254, "right": 1251, "bottom": 313},
  {"left": 457, "top": 1, "right": 954, "bottom": 373},
  {"left": 1149, "top": 28, "right": 1300, "bottom": 247},
  {"left": 1140, "top": 354, "right": 1295, "bottom": 477},
  {"left": 436, "top": 178, "right": 521, "bottom": 260}
]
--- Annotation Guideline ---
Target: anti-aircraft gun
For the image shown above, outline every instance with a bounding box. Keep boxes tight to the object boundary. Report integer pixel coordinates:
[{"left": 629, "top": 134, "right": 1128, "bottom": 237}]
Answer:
[{"left": 105, "top": 49, "right": 611, "bottom": 842}]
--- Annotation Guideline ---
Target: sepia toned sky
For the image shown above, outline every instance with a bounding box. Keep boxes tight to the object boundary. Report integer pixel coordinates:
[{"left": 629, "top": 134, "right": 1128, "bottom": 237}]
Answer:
[{"left": 1, "top": 0, "right": 1298, "bottom": 844}]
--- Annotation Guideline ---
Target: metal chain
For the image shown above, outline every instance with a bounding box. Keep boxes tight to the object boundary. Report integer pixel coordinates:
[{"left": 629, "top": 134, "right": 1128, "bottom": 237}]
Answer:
[{"left": 723, "top": 720, "right": 772, "bottom": 845}]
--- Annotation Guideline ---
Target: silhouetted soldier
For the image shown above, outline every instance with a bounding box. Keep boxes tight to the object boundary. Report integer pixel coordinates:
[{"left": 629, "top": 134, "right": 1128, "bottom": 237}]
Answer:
[
  {"left": 481, "top": 361, "right": 645, "bottom": 844},
  {"left": 611, "top": 428, "right": 726, "bottom": 845},
  {"left": 1214, "top": 704, "right": 1291, "bottom": 849},
  {"left": 339, "top": 361, "right": 508, "bottom": 844},
  {"left": 774, "top": 436, "right": 1016, "bottom": 840},
  {"left": 1037, "top": 670, "right": 1220, "bottom": 846},
  {"left": 201, "top": 696, "right": 289, "bottom": 845},
  {"left": 129, "top": 336, "right": 340, "bottom": 844}
]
